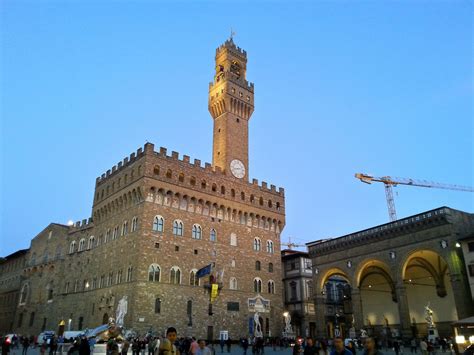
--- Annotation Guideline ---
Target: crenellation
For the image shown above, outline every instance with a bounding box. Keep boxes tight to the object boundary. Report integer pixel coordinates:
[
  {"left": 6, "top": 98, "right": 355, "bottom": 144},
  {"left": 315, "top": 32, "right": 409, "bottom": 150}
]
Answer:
[
  {"left": 112, "top": 166, "right": 117, "bottom": 173},
  {"left": 118, "top": 161, "right": 123, "bottom": 169},
  {"left": 171, "top": 151, "right": 179, "bottom": 159},
  {"left": 262, "top": 181, "right": 268, "bottom": 189},
  {"left": 137, "top": 147, "right": 143, "bottom": 155},
  {"left": 106, "top": 170, "right": 111, "bottom": 177},
  {"left": 124, "top": 157, "right": 129, "bottom": 165},
  {"left": 144, "top": 142, "right": 154, "bottom": 153},
  {"left": 129, "top": 152, "right": 135, "bottom": 161},
  {"left": 183, "top": 155, "right": 190, "bottom": 163},
  {"left": 252, "top": 178, "right": 258, "bottom": 185},
  {"left": 159, "top": 147, "right": 167, "bottom": 156},
  {"left": 193, "top": 159, "right": 201, "bottom": 167},
  {"left": 205, "top": 162, "right": 212, "bottom": 169}
]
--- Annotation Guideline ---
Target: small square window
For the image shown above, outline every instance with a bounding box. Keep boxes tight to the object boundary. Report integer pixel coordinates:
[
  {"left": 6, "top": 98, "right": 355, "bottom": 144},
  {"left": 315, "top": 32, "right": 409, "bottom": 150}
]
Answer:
[
  {"left": 154, "top": 243, "right": 160, "bottom": 249},
  {"left": 194, "top": 250, "right": 198, "bottom": 255},
  {"left": 175, "top": 246, "right": 179, "bottom": 252}
]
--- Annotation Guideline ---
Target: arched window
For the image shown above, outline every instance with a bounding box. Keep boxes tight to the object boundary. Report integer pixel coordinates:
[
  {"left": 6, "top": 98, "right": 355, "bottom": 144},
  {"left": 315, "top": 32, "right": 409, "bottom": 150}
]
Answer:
[
  {"left": 87, "top": 236, "right": 95, "bottom": 250},
  {"left": 253, "top": 278, "right": 262, "bottom": 293},
  {"left": 148, "top": 264, "right": 161, "bottom": 282},
  {"left": 153, "top": 215, "right": 164, "bottom": 232},
  {"left": 173, "top": 220, "right": 183, "bottom": 236},
  {"left": 122, "top": 221, "right": 128, "bottom": 236},
  {"left": 126, "top": 266, "right": 133, "bottom": 282},
  {"left": 241, "top": 191, "right": 245, "bottom": 201},
  {"left": 266, "top": 240, "right": 274, "bottom": 254},
  {"left": 268, "top": 263, "right": 274, "bottom": 273},
  {"left": 131, "top": 217, "right": 138, "bottom": 232},
  {"left": 212, "top": 183, "right": 217, "bottom": 192},
  {"left": 255, "top": 261, "right": 261, "bottom": 271},
  {"left": 155, "top": 298, "right": 161, "bottom": 314},
  {"left": 192, "top": 224, "right": 202, "bottom": 239},
  {"left": 78, "top": 239, "right": 86, "bottom": 252},
  {"left": 230, "top": 233, "right": 237, "bottom": 246},
  {"left": 230, "top": 277, "right": 238, "bottom": 290},
  {"left": 69, "top": 241, "right": 76, "bottom": 254},
  {"left": 231, "top": 189, "right": 236, "bottom": 198},
  {"left": 178, "top": 173, "right": 185, "bottom": 182},
  {"left": 96, "top": 236, "right": 101, "bottom": 248},
  {"left": 210, "top": 229, "right": 217, "bottom": 242},
  {"left": 153, "top": 165, "right": 160, "bottom": 175},
  {"left": 253, "top": 238, "right": 261, "bottom": 251},
  {"left": 221, "top": 186, "right": 225, "bottom": 195},
  {"left": 201, "top": 180, "right": 207, "bottom": 189},
  {"left": 189, "top": 269, "right": 199, "bottom": 286},
  {"left": 166, "top": 169, "right": 172, "bottom": 179},
  {"left": 259, "top": 197, "right": 264, "bottom": 206},
  {"left": 231, "top": 259, "right": 236, "bottom": 268},
  {"left": 170, "top": 267, "right": 181, "bottom": 284},
  {"left": 105, "top": 229, "right": 110, "bottom": 243},
  {"left": 190, "top": 176, "right": 196, "bottom": 186},
  {"left": 113, "top": 226, "right": 119, "bottom": 240},
  {"left": 19, "top": 284, "right": 28, "bottom": 305},
  {"left": 268, "top": 200, "right": 273, "bottom": 208},
  {"left": 268, "top": 280, "right": 275, "bottom": 294}
]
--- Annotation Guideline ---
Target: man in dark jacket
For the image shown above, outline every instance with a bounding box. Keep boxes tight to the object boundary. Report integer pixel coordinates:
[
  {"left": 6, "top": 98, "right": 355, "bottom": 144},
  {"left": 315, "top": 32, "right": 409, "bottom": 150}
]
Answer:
[
  {"left": 330, "top": 338, "right": 352, "bottom": 355},
  {"left": 362, "top": 337, "right": 383, "bottom": 355}
]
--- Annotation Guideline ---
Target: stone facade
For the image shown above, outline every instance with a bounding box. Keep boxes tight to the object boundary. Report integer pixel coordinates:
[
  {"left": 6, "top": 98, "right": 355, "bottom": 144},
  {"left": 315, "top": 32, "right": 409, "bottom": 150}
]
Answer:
[
  {"left": 3, "top": 38, "right": 286, "bottom": 340},
  {"left": 281, "top": 250, "right": 317, "bottom": 337},
  {"left": 459, "top": 234, "right": 474, "bottom": 303},
  {"left": 307, "top": 207, "right": 474, "bottom": 341},
  {"left": 0, "top": 249, "right": 28, "bottom": 333}
]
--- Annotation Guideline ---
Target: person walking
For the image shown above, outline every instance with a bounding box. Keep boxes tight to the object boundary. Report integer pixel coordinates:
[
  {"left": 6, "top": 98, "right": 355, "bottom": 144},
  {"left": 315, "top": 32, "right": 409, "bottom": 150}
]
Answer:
[
  {"left": 226, "top": 339, "right": 231, "bottom": 354},
  {"left": 420, "top": 340, "right": 428, "bottom": 355},
  {"left": 410, "top": 339, "right": 417, "bottom": 354},
  {"left": 304, "top": 338, "right": 317, "bottom": 355},
  {"left": 22, "top": 336, "right": 30, "bottom": 355},
  {"left": 121, "top": 340, "right": 131, "bottom": 355}
]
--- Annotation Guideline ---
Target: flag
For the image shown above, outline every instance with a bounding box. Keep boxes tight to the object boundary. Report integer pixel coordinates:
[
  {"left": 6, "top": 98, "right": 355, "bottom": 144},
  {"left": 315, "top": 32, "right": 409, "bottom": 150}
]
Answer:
[
  {"left": 211, "top": 283, "right": 219, "bottom": 302},
  {"left": 196, "top": 263, "right": 213, "bottom": 278}
]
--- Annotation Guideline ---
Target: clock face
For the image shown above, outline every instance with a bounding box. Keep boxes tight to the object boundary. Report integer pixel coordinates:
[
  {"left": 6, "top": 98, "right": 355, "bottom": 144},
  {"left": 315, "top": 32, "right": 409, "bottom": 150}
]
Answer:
[{"left": 230, "top": 159, "right": 245, "bottom": 178}]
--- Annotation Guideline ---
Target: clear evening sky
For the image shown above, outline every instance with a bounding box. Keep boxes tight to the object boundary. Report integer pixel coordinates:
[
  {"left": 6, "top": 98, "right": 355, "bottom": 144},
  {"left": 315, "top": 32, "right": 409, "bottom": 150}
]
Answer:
[{"left": 1, "top": 1, "right": 472, "bottom": 256}]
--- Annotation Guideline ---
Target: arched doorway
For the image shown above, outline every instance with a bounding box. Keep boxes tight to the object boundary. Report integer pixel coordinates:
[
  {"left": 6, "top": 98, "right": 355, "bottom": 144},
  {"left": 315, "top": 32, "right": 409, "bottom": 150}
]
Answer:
[
  {"left": 402, "top": 250, "right": 457, "bottom": 337},
  {"left": 102, "top": 313, "right": 109, "bottom": 325},
  {"left": 320, "top": 269, "right": 352, "bottom": 338},
  {"left": 357, "top": 260, "right": 400, "bottom": 338}
]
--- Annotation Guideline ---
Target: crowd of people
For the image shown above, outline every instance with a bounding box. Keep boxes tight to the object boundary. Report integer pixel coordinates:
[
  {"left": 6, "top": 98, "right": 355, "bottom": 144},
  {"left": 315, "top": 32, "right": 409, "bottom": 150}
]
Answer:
[{"left": 0, "top": 331, "right": 463, "bottom": 355}]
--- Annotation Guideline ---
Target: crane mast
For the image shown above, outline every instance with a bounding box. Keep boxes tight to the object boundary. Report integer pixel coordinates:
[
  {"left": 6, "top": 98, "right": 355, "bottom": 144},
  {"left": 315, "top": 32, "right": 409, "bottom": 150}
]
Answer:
[{"left": 355, "top": 173, "right": 474, "bottom": 222}]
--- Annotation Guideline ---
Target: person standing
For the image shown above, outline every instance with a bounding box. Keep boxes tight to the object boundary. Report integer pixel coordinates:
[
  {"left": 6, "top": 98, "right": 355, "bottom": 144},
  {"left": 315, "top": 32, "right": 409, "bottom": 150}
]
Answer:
[
  {"left": 330, "top": 338, "right": 352, "bottom": 355},
  {"left": 122, "top": 340, "right": 131, "bottom": 355},
  {"left": 226, "top": 338, "right": 231, "bottom": 353},
  {"left": 159, "top": 327, "right": 180, "bottom": 355},
  {"left": 410, "top": 339, "right": 417, "bottom": 354},
  {"left": 189, "top": 338, "right": 199, "bottom": 355},
  {"left": 196, "top": 340, "right": 212, "bottom": 355},
  {"left": 362, "top": 338, "right": 383, "bottom": 355},
  {"left": 22, "top": 336, "right": 30, "bottom": 355},
  {"left": 420, "top": 340, "right": 428, "bottom": 355},
  {"left": 304, "top": 338, "right": 317, "bottom": 355}
]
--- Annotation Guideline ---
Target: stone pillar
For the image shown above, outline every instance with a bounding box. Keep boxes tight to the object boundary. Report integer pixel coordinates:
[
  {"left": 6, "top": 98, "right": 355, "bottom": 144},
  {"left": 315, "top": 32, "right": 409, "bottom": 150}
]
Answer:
[
  {"left": 447, "top": 250, "right": 474, "bottom": 319},
  {"left": 395, "top": 284, "right": 412, "bottom": 340},
  {"left": 314, "top": 294, "right": 327, "bottom": 338},
  {"left": 351, "top": 288, "right": 364, "bottom": 331}
]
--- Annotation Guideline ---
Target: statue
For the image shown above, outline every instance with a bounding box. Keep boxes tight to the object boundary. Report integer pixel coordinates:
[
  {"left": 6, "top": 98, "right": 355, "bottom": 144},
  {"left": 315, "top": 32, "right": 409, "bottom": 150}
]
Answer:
[
  {"left": 424, "top": 303, "right": 435, "bottom": 328},
  {"left": 116, "top": 295, "right": 128, "bottom": 327},
  {"left": 254, "top": 312, "right": 263, "bottom": 338},
  {"left": 284, "top": 312, "right": 293, "bottom": 334}
]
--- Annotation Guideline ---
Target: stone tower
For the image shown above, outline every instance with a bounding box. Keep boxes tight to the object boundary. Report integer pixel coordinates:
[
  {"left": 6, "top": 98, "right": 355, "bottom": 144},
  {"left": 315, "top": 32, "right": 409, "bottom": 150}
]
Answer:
[{"left": 208, "top": 38, "right": 254, "bottom": 181}]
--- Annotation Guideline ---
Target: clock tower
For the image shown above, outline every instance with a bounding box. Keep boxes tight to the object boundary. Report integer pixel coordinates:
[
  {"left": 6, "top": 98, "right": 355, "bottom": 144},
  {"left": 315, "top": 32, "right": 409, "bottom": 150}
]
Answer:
[{"left": 208, "top": 38, "right": 254, "bottom": 180}]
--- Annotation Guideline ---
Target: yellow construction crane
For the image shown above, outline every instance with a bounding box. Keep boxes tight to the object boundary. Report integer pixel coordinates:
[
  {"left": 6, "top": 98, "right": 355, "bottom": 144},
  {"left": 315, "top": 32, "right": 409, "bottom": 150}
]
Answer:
[{"left": 355, "top": 173, "right": 474, "bottom": 222}]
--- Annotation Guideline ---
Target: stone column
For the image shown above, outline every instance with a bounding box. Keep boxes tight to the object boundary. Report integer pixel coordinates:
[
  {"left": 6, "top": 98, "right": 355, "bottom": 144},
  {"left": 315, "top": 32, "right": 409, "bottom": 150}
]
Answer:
[
  {"left": 447, "top": 250, "right": 474, "bottom": 319},
  {"left": 314, "top": 294, "right": 327, "bottom": 338},
  {"left": 395, "top": 284, "right": 412, "bottom": 340},
  {"left": 351, "top": 288, "right": 364, "bottom": 331}
]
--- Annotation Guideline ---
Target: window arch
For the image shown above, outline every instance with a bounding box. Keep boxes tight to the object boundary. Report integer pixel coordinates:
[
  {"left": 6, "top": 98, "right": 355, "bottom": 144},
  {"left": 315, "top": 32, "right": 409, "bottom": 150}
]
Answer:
[
  {"left": 210, "top": 229, "right": 217, "bottom": 242},
  {"left": 69, "top": 241, "right": 76, "bottom": 254},
  {"left": 190, "top": 176, "right": 196, "bottom": 186},
  {"left": 19, "top": 284, "right": 28, "bottom": 305},
  {"left": 268, "top": 280, "right": 275, "bottom": 294},
  {"left": 255, "top": 261, "right": 261, "bottom": 271},
  {"left": 269, "top": 263, "right": 274, "bottom": 273},
  {"left": 87, "top": 236, "right": 95, "bottom": 250},
  {"left": 192, "top": 224, "right": 202, "bottom": 239},
  {"left": 221, "top": 186, "right": 225, "bottom": 195},
  {"left": 131, "top": 217, "right": 138, "bottom": 232},
  {"left": 122, "top": 221, "right": 128, "bottom": 236},
  {"left": 253, "top": 238, "right": 261, "bottom": 251},
  {"left": 190, "top": 269, "right": 199, "bottom": 286},
  {"left": 253, "top": 278, "right": 262, "bottom": 293},
  {"left": 153, "top": 215, "right": 164, "bottom": 232},
  {"left": 113, "top": 226, "right": 119, "bottom": 240},
  {"left": 230, "top": 233, "right": 237, "bottom": 246},
  {"left": 178, "top": 173, "right": 185, "bottom": 183},
  {"left": 153, "top": 165, "right": 160, "bottom": 175},
  {"left": 148, "top": 264, "right": 161, "bottom": 282},
  {"left": 155, "top": 298, "right": 161, "bottom": 314},
  {"left": 105, "top": 229, "right": 110, "bottom": 243},
  {"left": 126, "top": 266, "right": 133, "bottom": 282},
  {"left": 266, "top": 240, "right": 274, "bottom": 254},
  {"left": 170, "top": 267, "right": 181, "bottom": 284},
  {"left": 212, "top": 183, "right": 217, "bottom": 192},
  {"left": 173, "top": 220, "right": 184, "bottom": 236},
  {"left": 241, "top": 191, "right": 245, "bottom": 201},
  {"left": 201, "top": 180, "right": 207, "bottom": 189},
  {"left": 259, "top": 197, "right": 264, "bottom": 206},
  {"left": 166, "top": 169, "right": 172, "bottom": 178},
  {"left": 78, "top": 239, "right": 86, "bottom": 252},
  {"left": 231, "top": 189, "right": 236, "bottom": 198},
  {"left": 230, "top": 277, "right": 238, "bottom": 290}
]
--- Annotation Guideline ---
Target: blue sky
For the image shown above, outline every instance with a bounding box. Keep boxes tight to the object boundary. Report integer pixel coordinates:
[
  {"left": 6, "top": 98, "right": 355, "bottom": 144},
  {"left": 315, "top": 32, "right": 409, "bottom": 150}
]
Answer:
[{"left": 1, "top": 0, "right": 472, "bottom": 256}]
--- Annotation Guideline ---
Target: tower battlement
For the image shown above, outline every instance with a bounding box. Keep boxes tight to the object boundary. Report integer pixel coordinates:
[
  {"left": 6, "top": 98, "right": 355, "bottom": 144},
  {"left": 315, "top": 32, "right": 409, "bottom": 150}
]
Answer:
[{"left": 216, "top": 39, "right": 247, "bottom": 60}]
